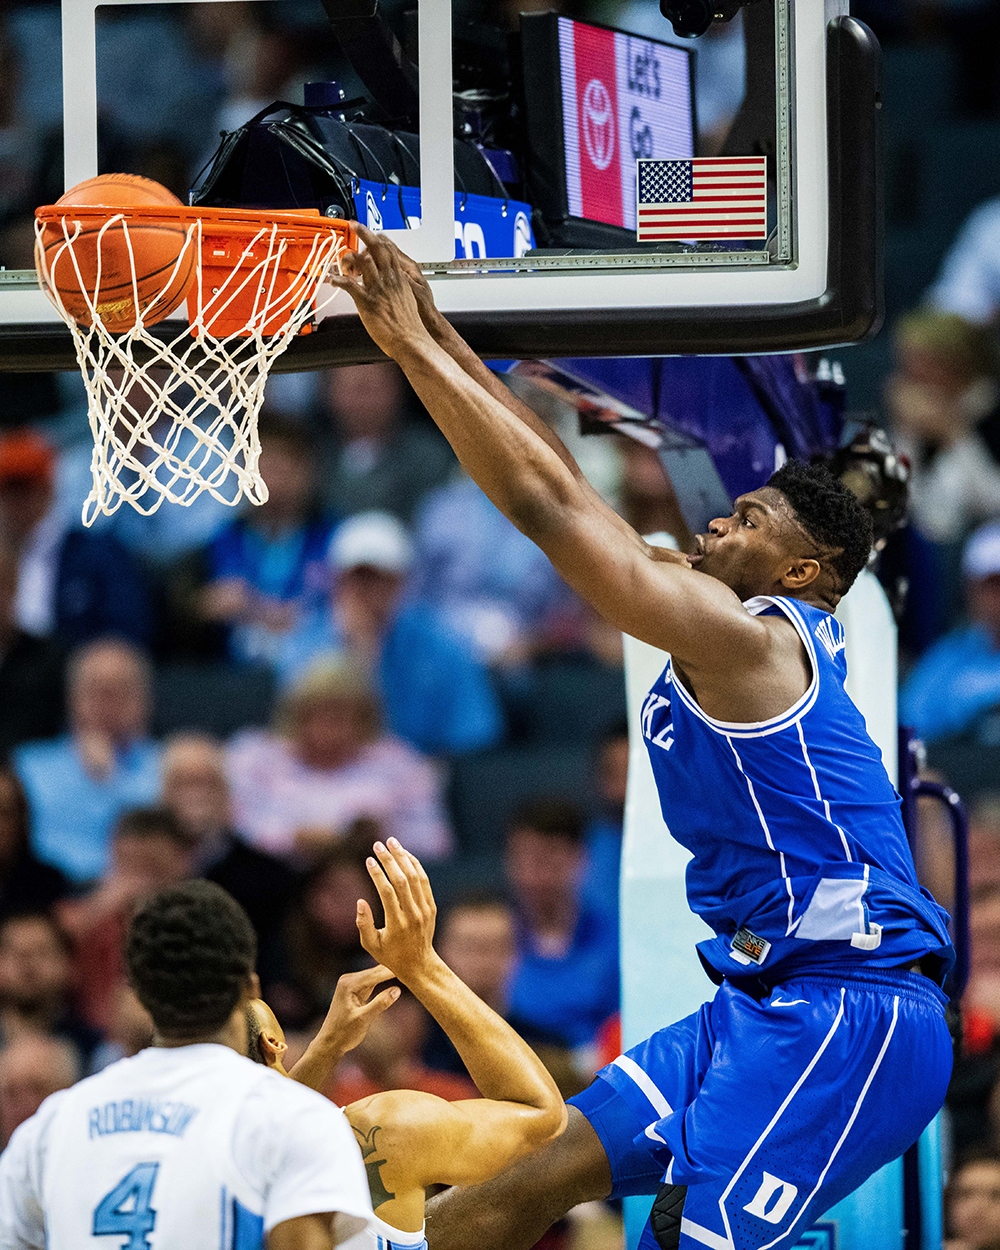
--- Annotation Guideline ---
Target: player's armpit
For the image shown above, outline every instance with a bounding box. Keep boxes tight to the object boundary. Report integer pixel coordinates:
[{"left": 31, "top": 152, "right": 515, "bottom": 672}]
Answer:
[
  {"left": 267, "top": 1212, "right": 335, "bottom": 1249},
  {"left": 425, "top": 1096, "right": 568, "bottom": 1186},
  {"left": 268, "top": 1212, "right": 367, "bottom": 1249}
]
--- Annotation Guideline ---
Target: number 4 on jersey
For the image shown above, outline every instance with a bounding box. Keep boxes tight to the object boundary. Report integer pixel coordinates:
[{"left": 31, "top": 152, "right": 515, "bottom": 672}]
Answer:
[{"left": 93, "top": 1163, "right": 159, "bottom": 1249}]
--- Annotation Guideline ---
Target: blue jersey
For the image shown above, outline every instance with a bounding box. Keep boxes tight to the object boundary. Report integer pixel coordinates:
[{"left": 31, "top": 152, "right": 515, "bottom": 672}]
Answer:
[{"left": 640, "top": 594, "right": 953, "bottom": 984}]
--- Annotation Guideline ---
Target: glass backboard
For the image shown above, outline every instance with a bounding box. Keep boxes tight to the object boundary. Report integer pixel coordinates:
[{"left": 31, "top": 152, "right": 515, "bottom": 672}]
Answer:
[{"left": 0, "top": 0, "right": 881, "bottom": 370}]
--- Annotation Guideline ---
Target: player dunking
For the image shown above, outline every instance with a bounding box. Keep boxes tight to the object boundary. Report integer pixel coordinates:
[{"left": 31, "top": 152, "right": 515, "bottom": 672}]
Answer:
[{"left": 329, "top": 227, "right": 955, "bottom": 1250}]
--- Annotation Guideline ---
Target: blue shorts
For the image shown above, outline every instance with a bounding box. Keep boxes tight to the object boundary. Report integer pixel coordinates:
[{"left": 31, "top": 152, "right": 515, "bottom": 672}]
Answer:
[{"left": 569, "top": 967, "right": 952, "bottom": 1250}]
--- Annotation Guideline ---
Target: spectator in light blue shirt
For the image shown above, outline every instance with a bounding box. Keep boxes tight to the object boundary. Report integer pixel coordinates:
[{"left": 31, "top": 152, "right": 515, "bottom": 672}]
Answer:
[
  {"left": 900, "top": 521, "right": 1000, "bottom": 742},
  {"left": 410, "top": 473, "right": 584, "bottom": 664},
  {"left": 276, "top": 512, "right": 503, "bottom": 757},
  {"left": 14, "top": 639, "right": 160, "bottom": 883}
]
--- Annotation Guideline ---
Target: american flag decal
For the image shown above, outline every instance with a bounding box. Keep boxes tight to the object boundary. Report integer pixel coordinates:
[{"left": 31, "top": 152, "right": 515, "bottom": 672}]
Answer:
[{"left": 636, "top": 157, "right": 768, "bottom": 241}]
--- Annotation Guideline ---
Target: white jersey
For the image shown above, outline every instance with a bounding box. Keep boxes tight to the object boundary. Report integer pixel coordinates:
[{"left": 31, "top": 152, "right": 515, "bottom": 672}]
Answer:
[
  {"left": 0, "top": 1043, "right": 373, "bottom": 1250},
  {"left": 339, "top": 1211, "right": 427, "bottom": 1250}
]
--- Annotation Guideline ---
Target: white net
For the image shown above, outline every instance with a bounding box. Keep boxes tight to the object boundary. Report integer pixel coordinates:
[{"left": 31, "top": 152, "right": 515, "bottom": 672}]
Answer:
[{"left": 34, "top": 209, "right": 350, "bottom": 527}]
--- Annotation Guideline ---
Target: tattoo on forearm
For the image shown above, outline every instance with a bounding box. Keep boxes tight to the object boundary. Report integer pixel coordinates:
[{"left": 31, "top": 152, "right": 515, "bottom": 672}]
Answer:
[{"left": 354, "top": 1125, "right": 395, "bottom": 1209}]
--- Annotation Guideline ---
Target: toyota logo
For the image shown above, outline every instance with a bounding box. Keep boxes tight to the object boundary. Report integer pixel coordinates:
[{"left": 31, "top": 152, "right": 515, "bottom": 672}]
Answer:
[{"left": 582, "top": 78, "right": 615, "bottom": 171}]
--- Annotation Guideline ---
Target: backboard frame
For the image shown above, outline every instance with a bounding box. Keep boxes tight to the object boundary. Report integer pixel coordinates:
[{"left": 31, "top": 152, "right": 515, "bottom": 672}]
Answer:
[{"left": 0, "top": 0, "right": 882, "bottom": 369}]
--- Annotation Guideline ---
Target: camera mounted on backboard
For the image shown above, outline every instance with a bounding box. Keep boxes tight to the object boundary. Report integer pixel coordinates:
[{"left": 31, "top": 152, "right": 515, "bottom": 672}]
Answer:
[{"left": 659, "top": 0, "right": 768, "bottom": 40}]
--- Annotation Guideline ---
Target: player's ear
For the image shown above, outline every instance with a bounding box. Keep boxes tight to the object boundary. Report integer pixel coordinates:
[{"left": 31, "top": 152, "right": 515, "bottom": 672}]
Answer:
[
  {"left": 259, "top": 1030, "right": 288, "bottom": 1070},
  {"left": 780, "top": 557, "right": 821, "bottom": 590}
]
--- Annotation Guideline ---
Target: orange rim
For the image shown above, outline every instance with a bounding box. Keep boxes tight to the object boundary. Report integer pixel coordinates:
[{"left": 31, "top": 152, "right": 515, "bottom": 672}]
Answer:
[{"left": 35, "top": 204, "right": 357, "bottom": 247}]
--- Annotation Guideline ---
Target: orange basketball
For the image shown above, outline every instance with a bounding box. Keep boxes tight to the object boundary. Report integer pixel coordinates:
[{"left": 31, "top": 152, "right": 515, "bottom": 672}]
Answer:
[{"left": 36, "top": 174, "right": 196, "bottom": 332}]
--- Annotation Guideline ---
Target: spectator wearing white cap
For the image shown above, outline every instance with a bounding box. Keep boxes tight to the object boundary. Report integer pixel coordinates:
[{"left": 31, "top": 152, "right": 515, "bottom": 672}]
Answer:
[
  {"left": 927, "top": 195, "right": 1000, "bottom": 327},
  {"left": 900, "top": 521, "right": 1000, "bottom": 742},
  {"left": 274, "top": 511, "right": 503, "bottom": 756}
]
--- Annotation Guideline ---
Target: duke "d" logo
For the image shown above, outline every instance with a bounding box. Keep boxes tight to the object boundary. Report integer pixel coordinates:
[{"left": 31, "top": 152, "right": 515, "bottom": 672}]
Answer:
[{"left": 743, "top": 1172, "right": 799, "bottom": 1224}]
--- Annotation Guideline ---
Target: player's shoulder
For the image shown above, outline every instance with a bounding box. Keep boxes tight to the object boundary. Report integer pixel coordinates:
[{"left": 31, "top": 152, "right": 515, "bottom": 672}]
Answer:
[
  {"left": 232, "top": 1068, "right": 358, "bottom": 1188},
  {"left": 240, "top": 1061, "right": 350, "bottom": 1128},
  {"left": 345, "top": 1088, "right": 455, "bottom": 1148},
  {"left": 746, "top": 594, "right": 842, "bottom": 655},
  {"left": 30, "top": 1051, "right": 141, "bottom": 1114}
]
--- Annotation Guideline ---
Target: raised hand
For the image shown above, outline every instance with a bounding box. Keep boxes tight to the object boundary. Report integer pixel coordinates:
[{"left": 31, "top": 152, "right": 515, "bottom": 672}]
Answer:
[
  {"left": 287, "top": 964, "right": 400, "bottom": 1090},
  {"left": 317, "top": 964, "right": 401, "bottom": 1055},
  {"left": 356, "top": 838, "right": 439, "bottom": 986},
  {"left": 329, "top": 224, "right": 432, "bottom": 358}
]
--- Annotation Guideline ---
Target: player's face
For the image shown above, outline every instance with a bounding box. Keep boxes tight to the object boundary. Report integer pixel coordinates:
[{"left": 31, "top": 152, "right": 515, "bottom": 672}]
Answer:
[{"left": 689, "top": 488, "right": 812, "bottom": 601}]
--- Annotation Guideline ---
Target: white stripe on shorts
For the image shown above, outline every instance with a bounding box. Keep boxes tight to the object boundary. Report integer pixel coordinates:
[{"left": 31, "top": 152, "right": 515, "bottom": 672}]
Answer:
[
  {"left": 758, "top": 994, "right": 901, "bottom": 1250},
  {"left": 680, "top": 1217, "right": 734, "bottom": 1250}
]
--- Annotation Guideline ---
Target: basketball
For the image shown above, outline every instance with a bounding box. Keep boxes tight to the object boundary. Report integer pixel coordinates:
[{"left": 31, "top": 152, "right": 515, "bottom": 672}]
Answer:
[{"left": 35, "top": 174, "right": 196, "bottom": 332}]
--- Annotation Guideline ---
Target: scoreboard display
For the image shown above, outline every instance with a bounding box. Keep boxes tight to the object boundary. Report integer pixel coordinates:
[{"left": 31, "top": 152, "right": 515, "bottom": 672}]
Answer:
[{"left": 522, "top": 15, "right": 695, "bottom": 238}]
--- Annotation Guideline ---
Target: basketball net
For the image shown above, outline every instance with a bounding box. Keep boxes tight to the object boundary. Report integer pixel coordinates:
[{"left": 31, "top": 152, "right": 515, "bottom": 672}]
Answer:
[{"left": 33, "top": 207, "right": 353, "bottom": 527}]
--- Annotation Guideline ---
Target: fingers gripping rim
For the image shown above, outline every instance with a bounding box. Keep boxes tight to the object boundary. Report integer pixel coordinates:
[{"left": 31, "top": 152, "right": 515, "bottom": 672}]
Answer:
[{"left": 32, "top": 207, "right": 354, "bottom": 527}]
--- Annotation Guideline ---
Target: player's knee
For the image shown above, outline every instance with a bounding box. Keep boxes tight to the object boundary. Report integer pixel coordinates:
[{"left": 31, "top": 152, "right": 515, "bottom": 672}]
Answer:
[{"left": 650, "top": 1181, "right": 687, "bottom": 1250}]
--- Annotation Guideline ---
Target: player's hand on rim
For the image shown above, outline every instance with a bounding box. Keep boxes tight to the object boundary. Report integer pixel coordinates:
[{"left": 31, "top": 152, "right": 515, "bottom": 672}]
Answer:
[
  {"left": 330, "top": 223, "right": 430, "bottom": 357},
  {"left": 357, "top": 837, "right": 439, "bottom": 986}
]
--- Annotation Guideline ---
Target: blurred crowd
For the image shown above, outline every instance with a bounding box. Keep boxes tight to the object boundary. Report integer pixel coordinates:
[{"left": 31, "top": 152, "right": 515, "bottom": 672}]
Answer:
[
  {"left": 0, "top": 349, "right": 645, "bottom": 1212},
  {"left": 3, "top": 0, "right": 1000, "bottom": 1246}
]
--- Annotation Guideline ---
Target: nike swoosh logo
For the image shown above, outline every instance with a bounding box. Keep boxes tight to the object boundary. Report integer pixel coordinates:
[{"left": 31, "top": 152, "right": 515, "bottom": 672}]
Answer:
[{"left": 770, "top": 998, "right": 808, "bottom": 1007}]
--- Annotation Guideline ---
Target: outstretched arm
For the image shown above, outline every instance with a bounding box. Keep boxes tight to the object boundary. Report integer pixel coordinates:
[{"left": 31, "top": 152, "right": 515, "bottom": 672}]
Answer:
[
  {"left": 350, "top": 840, "right": 566, "bottom": 1202},
  {"left": 330, "top": 229, "right": 770, "bottom": 673}
]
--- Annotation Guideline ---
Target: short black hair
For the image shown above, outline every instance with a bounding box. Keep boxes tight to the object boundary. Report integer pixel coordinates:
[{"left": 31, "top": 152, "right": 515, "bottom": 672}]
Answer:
[
  {"left": 0, "top": 759, "right": 31, "bottom": 862},
  {"left": 245, "top": 1004, "right": 267, "bottom": 1065},
  {"left": 439, "top": 889, "right": 514, "bottom": 937},
  {"left": 125, "top": 881, "right": 257, "bottom": 1038},
  {"left": 767, "top": 459, "right": 874, "bottom": 594},
  {"left": 508, "top": 798, "right": 585, "bottom": 844},
  {"left": 256, "top": 411, "right": 314, "bottom": 460},
  {"left": 113, "top": 806, "right": 190, "bottom": 849}
]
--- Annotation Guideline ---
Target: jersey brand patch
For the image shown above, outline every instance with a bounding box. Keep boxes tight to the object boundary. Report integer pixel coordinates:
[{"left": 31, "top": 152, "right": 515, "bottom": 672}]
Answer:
[{"left": 730, "top": 926, "right": 771, "bottom": 965}]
